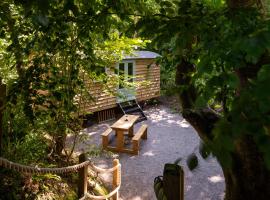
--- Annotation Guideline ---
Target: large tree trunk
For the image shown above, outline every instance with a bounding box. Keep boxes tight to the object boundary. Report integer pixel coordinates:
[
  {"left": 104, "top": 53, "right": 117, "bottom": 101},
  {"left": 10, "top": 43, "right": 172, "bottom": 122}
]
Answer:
[
  {"left": 175, "top": 60, "right": 270, "bottom": 200},
  {"left": 223, "top": 136, "right": 270, "bottom": 200},
  {"left": 222, "top": 1, "right": 270, "bottom": 198}
]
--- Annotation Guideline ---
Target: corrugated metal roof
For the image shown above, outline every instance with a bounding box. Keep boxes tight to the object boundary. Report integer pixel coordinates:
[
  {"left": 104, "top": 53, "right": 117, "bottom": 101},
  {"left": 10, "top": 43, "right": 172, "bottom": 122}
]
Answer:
[{"left": 123, "top": 51, "right": 161, "bottom": 60}]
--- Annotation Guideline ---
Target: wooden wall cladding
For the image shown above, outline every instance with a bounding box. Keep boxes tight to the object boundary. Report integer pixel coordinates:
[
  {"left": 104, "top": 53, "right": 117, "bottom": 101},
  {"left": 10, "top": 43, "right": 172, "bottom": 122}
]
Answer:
[{"left": 81, "top": 58, "right": 160, "bottom": 114}]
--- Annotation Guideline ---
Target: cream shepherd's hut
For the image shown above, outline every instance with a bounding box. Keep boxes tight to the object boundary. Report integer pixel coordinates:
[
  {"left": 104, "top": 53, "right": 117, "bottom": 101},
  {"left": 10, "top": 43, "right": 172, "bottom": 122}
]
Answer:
[{"left": 82, "top": 50, "right": 160, "bottom": 122}]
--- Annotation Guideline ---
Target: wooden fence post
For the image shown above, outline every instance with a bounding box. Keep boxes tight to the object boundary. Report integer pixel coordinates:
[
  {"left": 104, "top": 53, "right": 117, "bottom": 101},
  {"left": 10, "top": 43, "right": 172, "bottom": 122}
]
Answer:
[
  {"left": 163, "top": 164, "right": 185, "bottom": 200},
  {"left": 78, "top": 153, "right": 88, "bottom": 199},
  {"left": 113, "top": 159, "right": 120, "bottom": 200},
  {"left": 0, "top": 79, "right": 6, "bottom": 156},
  {"left": 180, "top": 168, "right": 184, "bottom": 200}
]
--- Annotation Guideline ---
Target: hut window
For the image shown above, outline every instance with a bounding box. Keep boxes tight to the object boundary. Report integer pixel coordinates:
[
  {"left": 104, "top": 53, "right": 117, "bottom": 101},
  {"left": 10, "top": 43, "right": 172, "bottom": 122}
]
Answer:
[
  {"left": 117, "top": 61, "right": 135, "bottom": 89},
  {"left": 119, "top": 63, "right": 125, "bottom": 74},
  {"left": 128, "top": 62, "right": 133, "bottom": 82}
]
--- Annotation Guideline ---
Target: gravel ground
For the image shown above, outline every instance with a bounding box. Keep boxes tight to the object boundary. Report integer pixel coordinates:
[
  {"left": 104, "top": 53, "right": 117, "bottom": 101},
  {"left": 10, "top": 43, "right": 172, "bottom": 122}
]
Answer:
[{"left": 72, "top": 104, "right": 225, "bottom": 200}]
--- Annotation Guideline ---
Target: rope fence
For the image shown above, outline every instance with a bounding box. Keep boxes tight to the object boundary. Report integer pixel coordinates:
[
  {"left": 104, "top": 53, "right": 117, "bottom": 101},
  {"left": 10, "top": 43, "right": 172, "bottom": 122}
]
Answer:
[
  {"left": 0, "top": 157, "right": 90, "bottom": 174},
  {"left": 0, "top": 153, "right": 121, "bottom": 200}
]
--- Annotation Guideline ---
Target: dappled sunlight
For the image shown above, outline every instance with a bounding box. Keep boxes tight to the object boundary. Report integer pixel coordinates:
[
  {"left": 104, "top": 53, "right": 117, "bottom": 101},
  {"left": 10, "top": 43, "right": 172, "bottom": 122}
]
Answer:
[
  {"left": 74, "top": 105, "right": 224, "bottom": 199},
  {"left": 129, "top": 155, "right": 137, "bottom": 159},
  {"left": 186, "top": 182, "right": 225, "bottom": 200},
  {"left": 208, "top": 175, "right": 224, "bottom": 183},
  {"left": 151, "top": 139, "right": 160, "bottom": 144},
  {"left": 177, "top": 119, "right": 190, "bottom": 128},
  {"left": 167, "top": 119, "right": 176, "bottom": 123},
  {"left": 187, "top": 185, "right": 192, "bottom": 191},
  {"left": 148, "top": 112, "right": 164, "bottom": 122},
  {"left": 146, "top": 106, "right": 190, "bottom": 128},
  {"left": 87, "top": 131, "right": 99, "bottom": 136},
  {"left": 129, "top": 196, "right": 144, "bottom": 200},
  {"left": 199, "top": 191, "right": 211, "bottom": 200},
  {"left": 142, "top": 150, "right": 155, "bottom": 156}
]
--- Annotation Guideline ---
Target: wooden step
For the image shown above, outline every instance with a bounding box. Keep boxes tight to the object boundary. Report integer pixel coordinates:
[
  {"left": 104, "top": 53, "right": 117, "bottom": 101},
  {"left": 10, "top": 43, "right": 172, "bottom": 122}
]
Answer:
[
  {"left": 117, "top": 99, "right": 147, "bottom": 123},
  {"left": 125, "top": 106, "right": 141, "bottom": 113}
]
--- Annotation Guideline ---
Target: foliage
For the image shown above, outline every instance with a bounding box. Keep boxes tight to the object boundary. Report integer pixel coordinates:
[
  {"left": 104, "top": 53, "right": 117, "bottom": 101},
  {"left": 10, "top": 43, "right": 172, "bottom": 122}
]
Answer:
[
  {"left": 157, "top": 52, "right": 178, "bottom": 96},
  {"left": 186, "top": 153, "right": 199, "bottom": 171},
  {"left": 3, "top": 0, "right": 270, "bottom": 198},
  {"left": 0, "top": 168, "right": 22, "bottom": 200},
  {"left": 138, "top": 0, "right": 270, "bottom": 172},
  {"left": 0, "top": 1, "right": 150, "bottom": 198},
  {"left": 0, "top": 38, "right": 17, "bottom": 84},
  {"left": 0, "top": 0, "right": 150, "bottom": 158},
  {"left": 3, "top": 131, "right": 47, "bottom": 164}
]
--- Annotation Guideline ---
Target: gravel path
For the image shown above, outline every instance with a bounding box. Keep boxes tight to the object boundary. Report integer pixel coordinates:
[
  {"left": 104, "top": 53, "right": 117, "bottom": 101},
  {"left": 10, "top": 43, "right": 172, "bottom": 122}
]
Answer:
[{"left": 73, "top": 105, "right": 225, "bottom": 200}]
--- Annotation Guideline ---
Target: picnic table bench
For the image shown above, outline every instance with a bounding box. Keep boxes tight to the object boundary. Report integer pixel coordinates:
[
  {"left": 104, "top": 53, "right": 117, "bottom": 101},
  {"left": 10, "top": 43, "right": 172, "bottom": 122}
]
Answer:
[{"left": 101, "top": 114, "right": 148, "bottom": 155}]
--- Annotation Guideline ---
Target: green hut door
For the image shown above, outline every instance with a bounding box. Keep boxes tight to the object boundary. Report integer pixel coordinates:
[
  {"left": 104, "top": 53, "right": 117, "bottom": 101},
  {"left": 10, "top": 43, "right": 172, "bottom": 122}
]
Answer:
[{"left": 116, "top": 60, "right": 135, "bottom": 103}]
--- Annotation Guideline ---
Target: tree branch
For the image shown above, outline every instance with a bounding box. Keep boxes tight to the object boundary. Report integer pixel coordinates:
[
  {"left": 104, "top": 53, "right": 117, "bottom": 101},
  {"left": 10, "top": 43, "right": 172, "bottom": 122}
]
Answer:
[
  {"left": 182, "top": 108, "right": 221, "bottom": 142},
  {"left": 175, "top": 58, "right": 220, "bottom": 142}
]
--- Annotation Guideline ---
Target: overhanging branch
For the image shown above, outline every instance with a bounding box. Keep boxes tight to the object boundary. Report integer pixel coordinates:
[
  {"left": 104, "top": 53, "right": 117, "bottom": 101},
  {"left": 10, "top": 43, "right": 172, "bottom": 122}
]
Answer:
[
  {"left": 175, "top": 58, "right": 220, "bottom": 142},
  {"left": 182, "top": 108, "right": 221, "bottom": 142}
]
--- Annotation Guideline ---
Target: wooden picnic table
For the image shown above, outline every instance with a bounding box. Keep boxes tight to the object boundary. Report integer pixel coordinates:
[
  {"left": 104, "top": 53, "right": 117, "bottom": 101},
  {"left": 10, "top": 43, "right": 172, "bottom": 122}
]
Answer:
[
  {"left": 110, "top": 114, "right": 139, "bottom": 152},
  {"left": 102, "top": 114, "right": 147, "bottom": 154}
]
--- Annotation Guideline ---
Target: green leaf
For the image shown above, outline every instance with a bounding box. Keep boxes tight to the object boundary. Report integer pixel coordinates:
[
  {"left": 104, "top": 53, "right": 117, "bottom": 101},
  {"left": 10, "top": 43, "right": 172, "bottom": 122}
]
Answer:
[
  {"left": 222, "top": 135, "right": 234, "bottom": 151},
  {"left": 226, "top": 73, "right": 239, "bottom": 89},
  {"left": 164, "top": 7, "right": 175, "bottom": 14},
  {"left": 36, "top": 15, "right": 49, "bottom": 27},
  {"left": 216, "top": 151, "right": 232, "bottom": 169},
  {"left": 160, "top": 1, "right": 173, "bottom": 8},
  {"left": 197, "top": 57, "right": 212, "bottom": 75},
  {"left": 257, "top": 65, "right": 270, "bottom": 82},
  {"left": 158, "top": 188, "right": 164, "bottom": 200},
  {"left": 195, "top": 94, "right": 208, "bottom": 108},
  {"left": 187, "top": 153, "right": 198, "bottom": 171},
  {"left": 199, "top": 142, "right": 211, "bottom": 159}
]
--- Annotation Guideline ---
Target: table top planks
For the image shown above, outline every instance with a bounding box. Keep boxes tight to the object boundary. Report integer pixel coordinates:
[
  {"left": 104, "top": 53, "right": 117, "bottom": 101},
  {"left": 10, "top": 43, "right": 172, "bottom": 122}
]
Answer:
[{"left": 110, "top": 114, "right": 139, "bottom": 131}]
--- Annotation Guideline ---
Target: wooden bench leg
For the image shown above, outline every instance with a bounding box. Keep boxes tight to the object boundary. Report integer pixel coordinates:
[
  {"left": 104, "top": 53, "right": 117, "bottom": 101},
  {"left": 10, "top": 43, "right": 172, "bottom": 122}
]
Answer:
[
  {"left": 142, "top": 128, "right": 147, "bottom": 140},
  {"left": 128, "top": 125, "right": 134, "bottom": 137},
  {"left": 132, "top": 140, "right": 139, "bottom": 155},
  {"left": 116, "top": 130, "right": 124, "bottom": 151},
  {"left": 102, "top": 135, "right": 109, "bottom": 148}
]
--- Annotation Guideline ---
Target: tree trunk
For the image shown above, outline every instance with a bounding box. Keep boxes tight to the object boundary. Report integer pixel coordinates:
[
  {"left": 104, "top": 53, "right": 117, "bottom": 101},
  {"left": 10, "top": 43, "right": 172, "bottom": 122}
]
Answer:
[
  {"left": 175, "top": 60, "right": 270, "bottom": 200},
  {"left": 223, "top": 136, "right": 270, "bottom": 200},
  {"left": 54, "top": 135, "right": 66, "bottom": 156},
  {"left": 226, "top": 0, "right": 257, "bottom": 9},
  {"left": 222, "top": 1, "right": 270, "bottom": 198},
  {"left": 0, "top": 79, "right": 6, "bottom": 156},
  {"left": 175, "top": 58, "right": 196, "bottom": 110}
]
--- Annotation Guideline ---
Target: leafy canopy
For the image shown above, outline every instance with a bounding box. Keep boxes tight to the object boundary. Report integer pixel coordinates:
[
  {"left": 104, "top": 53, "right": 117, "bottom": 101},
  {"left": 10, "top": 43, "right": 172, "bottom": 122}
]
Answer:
[
  {"left": 138, "top": 0, "right": 270, "bottom": 169},
  {"left": 0, "top": 0, "right": 150, "bottom": 158}
]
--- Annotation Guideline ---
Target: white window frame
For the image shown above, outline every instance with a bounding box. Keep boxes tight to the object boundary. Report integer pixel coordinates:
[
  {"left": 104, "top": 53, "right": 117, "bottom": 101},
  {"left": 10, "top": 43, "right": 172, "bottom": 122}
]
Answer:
[{"left": 116, "top": 60, "right": 136, "bottom": 87}]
